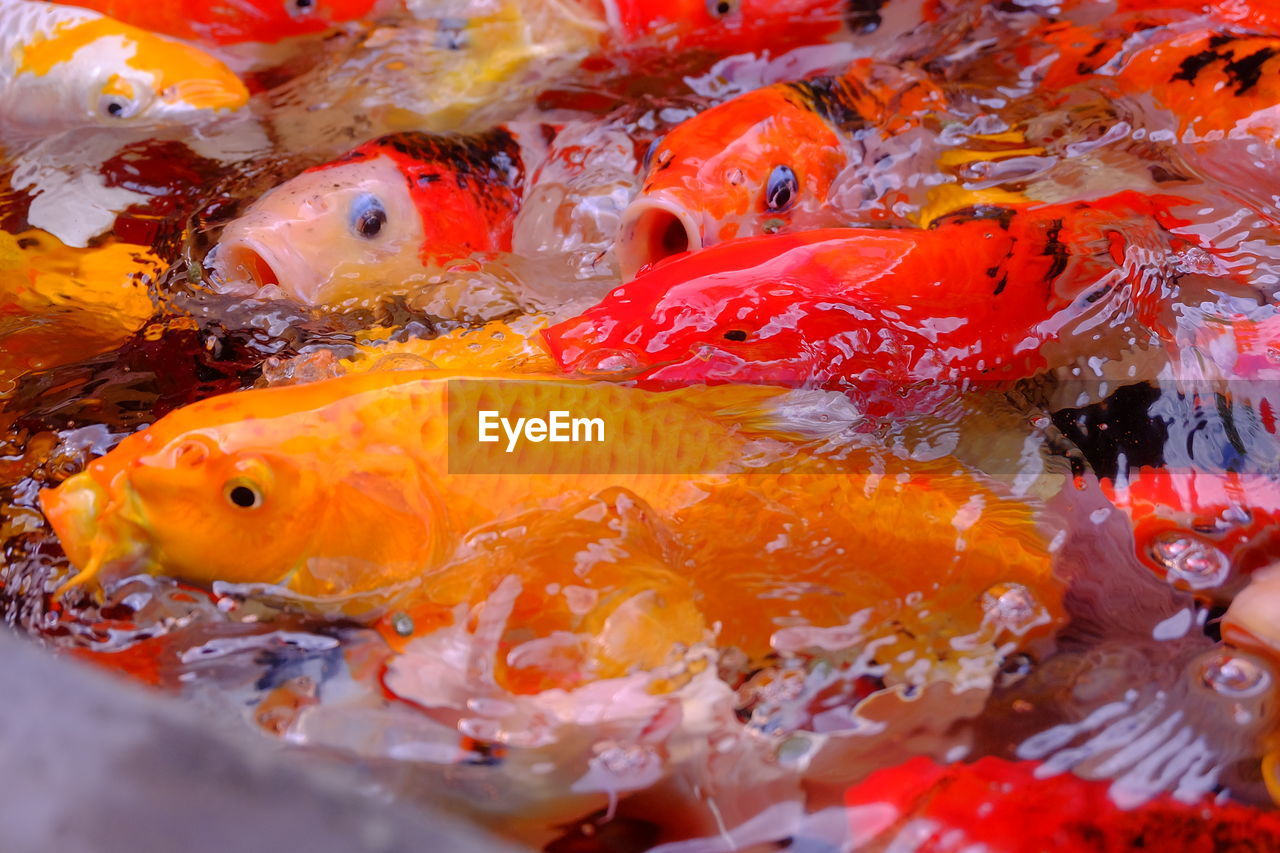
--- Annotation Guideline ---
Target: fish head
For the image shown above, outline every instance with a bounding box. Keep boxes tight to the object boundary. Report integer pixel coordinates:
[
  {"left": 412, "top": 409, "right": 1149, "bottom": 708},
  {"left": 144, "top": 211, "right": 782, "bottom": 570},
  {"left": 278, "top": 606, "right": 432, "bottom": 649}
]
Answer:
[
  {"left": 616, "top": 85, "right": 847, "bottom": 278},
  {"left": 604, "top": 0, "right": 845, "bottom": 53},
  {"left": 210, "top": 154, "right": 426, "bottom": 306},
  {"left": 210, "top": 131, "right": 522, "bottom": 306},
  {"left": 17, "top": 13, "right": 249, "bottom": 129},
  {"left": 547, "top": 230, "right": 880, "bottom": 387},
  {"left": 41, "top": 415, "right": 321, "bottom": 593}
]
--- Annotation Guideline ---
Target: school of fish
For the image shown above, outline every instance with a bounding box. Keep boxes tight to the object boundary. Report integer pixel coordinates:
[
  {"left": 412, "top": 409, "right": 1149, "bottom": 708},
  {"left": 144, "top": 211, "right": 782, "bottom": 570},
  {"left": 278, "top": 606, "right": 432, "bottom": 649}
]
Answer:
[{"left": 5, "top": 0, "right": 1280, "bottom": 849}]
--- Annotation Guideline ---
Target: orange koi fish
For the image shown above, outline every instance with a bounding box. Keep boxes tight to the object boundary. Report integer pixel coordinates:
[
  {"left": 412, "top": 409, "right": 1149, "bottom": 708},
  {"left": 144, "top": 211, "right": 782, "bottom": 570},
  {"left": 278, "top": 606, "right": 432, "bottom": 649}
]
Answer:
[
  {"left": 38, "top": 371, "right": 1062, "bottom": 690},
  {"left": 616, "top": 59, "right": 946, "bottom": 277},
  {"left": 0, "top": 0, "right": 248, "bottom": 141}
]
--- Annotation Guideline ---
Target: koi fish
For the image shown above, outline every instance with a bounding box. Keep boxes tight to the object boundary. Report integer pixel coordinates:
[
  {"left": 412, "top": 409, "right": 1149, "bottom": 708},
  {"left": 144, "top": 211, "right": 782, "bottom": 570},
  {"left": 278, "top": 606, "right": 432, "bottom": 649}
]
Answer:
[
  {"left": 1031, "top": 17, "right": 1280, "bottom": 145},
  {"left": 548, "top": 195, "right": 1191, "bottom": 416},
  {"left": 0, "top": 0, "right": 249, "bottom": 141},
  {"left": 55, "top": 0, "right": 390, "bottom": 49},
  {"left": 844, "top": 756, "right": 1280, "bottom": 851},
  {"left": 208, "top": 128, "right": 537, "bottom": 306},
  {"left": 38, "top": 370, "right": 1062, "bottom": 686},
  {"left": 598, "top": 0, "right": 849, "bottom": 56},
  {"left": 615, "top": 59, "right": 947, "bottom": 278},
  {"left": 211, "top": 109, "right": 668, "bottom": 306}
]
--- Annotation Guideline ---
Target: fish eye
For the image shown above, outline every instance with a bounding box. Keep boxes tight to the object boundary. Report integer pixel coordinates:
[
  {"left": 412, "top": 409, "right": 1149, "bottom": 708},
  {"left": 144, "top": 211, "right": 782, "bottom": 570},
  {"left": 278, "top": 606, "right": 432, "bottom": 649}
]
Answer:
[
  {"left": 706, "top": 0, "right": 738, "bottom": 17},
  {"left": 350, "top": 194, "right": 387, "bottom": 239},
  {"left": 765, "top": 165, "right": 798, "bottom": 213},
  {"left": 286, "top": 0, "right": 316, "bottom": 16},
  {"left": 224, "top": 480, "right": 264, "bottom": 510},
  {"left": 723, "top": 329, "right": 749, "bottom": 342},
  {"left": 99, "top": 94, "right": 135, "bottom": 120}
]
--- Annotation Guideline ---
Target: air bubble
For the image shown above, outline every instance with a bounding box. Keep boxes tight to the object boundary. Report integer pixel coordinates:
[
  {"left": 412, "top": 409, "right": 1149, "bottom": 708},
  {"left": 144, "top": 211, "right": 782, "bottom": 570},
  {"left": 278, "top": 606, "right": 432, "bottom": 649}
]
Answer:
[
  {"left": 1201, "top": 651, "right": 1271, "bottom": 697},
  {"left": 1148, "top": 532, "right": 1230, "bottom": 588},
  {"left": 982, "top": 582, "right": 1041, "bottom": 632}
]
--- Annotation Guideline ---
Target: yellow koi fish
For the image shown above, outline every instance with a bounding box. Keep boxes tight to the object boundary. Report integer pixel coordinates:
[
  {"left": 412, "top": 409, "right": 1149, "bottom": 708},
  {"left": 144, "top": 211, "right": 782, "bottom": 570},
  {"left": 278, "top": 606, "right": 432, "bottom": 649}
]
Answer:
[
  {"left": 0, "top": 0, "right": 248, "bottom": 140},
  {"left": 40, "top": 370, "right": 1063, "bottom": 695}
]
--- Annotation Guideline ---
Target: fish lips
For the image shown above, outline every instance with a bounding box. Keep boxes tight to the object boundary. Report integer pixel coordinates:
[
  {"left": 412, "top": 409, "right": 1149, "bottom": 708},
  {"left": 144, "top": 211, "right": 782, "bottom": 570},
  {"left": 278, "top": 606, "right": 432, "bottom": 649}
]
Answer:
[
  {"left": 616, "top": 194, "right": 706, "bottom": 280},
  {"left": 40, "top": 472, "right": 153, "bottom": 595},
  {"left": 209, "top": 236, "right": 321, "bottom": 304}
]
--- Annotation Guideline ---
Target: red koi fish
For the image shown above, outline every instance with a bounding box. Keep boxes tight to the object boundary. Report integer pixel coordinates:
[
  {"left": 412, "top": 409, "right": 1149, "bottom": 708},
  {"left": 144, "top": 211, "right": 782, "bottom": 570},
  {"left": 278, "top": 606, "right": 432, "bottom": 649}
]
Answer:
[
  {"left": 54, "top": 0, "right": 390, "bottom": 48},
  {"left": 616, "top": 59, "right": 947, "bottom": 278},
  {"left": 600, "top": 0, "right": 850, "bottom": 56},
  {"left": 547, "top": 195, "right": 1191, "bottom": 417},
  {"left": 209, "top": 127, "right": 537, "bottom": 306},
  {"left": 844, "top": 756, "right": 1280, "bottom": 851}
]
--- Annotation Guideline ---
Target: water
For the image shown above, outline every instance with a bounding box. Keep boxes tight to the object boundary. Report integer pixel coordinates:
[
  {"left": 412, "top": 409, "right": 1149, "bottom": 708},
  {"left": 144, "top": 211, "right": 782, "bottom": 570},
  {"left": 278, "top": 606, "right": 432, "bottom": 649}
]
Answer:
[{"left": 4, "top": 1, "right": 1280, "bottom": 849}]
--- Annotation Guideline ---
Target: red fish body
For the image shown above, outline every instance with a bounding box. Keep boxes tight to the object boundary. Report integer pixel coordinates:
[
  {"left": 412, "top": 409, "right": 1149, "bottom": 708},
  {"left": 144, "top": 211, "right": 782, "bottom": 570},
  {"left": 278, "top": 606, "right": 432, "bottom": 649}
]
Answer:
[
  {"left": 844, "top": 756, "right": 1280, "bottom": 851},
  {"left": 54, "top": 0, "right": 390, "bottom": 48},
  {"left": 598, "top": 0, "right": 851, "bottom": 56},
  {"left": 548, "top": 195, "right": 1188, "bottom": 417}
]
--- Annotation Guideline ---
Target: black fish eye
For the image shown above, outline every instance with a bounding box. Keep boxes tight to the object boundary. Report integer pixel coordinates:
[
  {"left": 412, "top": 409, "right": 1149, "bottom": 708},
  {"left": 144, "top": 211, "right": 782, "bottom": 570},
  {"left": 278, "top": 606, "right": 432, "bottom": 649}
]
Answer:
[
  {"left": 723, "top": 329, "right": 748, "bottom": 342},
  {"left": 286, "top": 0, "right": 315, "bottom": 15},
  {"left": 99, "top": 94, "right": 133, "bottom": 119},
  {"left": 351, "top": 194, "right": 387, "bottom": 239},
  {"left": 706, "top": 0, "right": 738, "bottom": 17},
  {"left": 765, "top": 165, "right": 798, "bottom": 213},
  {"left": 225, "top": 482, "right": 263, "bottom": 509}
]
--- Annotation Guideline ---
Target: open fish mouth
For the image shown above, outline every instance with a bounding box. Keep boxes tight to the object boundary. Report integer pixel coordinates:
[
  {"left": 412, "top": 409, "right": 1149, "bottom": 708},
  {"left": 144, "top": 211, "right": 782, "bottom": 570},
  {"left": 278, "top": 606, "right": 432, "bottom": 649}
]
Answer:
[
  {"left": 616, "top": 195, "right": 704, "bottom": 279},
  {"left": 209, "top": 239, "right": 285, "bottom": 293}
]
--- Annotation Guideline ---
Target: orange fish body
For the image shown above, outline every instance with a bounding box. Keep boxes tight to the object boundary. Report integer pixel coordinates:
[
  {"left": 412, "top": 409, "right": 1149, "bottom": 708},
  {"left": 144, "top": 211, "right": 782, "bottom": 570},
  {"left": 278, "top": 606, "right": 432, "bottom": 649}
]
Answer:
[
  {"left": 0, "top": 230, "right": 161, "bottom": 392},
  {"left": 616, "top": 59, "right": 946, "bottom": 277},
  {"left": 1113, "top": 30, "right": 1280, "bottom": 142},
  {"left": 40, "top": 370, "right": 1062, "bottom": 693},
  {"left": 1031, "top": 17, "right": 1280, "bottom": 144}
]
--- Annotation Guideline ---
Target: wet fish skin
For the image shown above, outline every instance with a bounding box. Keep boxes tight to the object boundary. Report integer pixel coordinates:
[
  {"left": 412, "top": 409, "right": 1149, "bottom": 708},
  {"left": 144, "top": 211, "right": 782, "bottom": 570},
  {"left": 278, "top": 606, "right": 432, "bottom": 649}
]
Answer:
[
  {"left": 0, "top": 0, "right": 248, "bottom": 140},
  {"left": 844, "top": 755, "right": 1280, "bottom": 851},
  {"left": 615, "top": 59, "right": 947, "bottom": 278},
  {"left": 549, "top": 194, "right": 1191, "bottom": 417}
]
